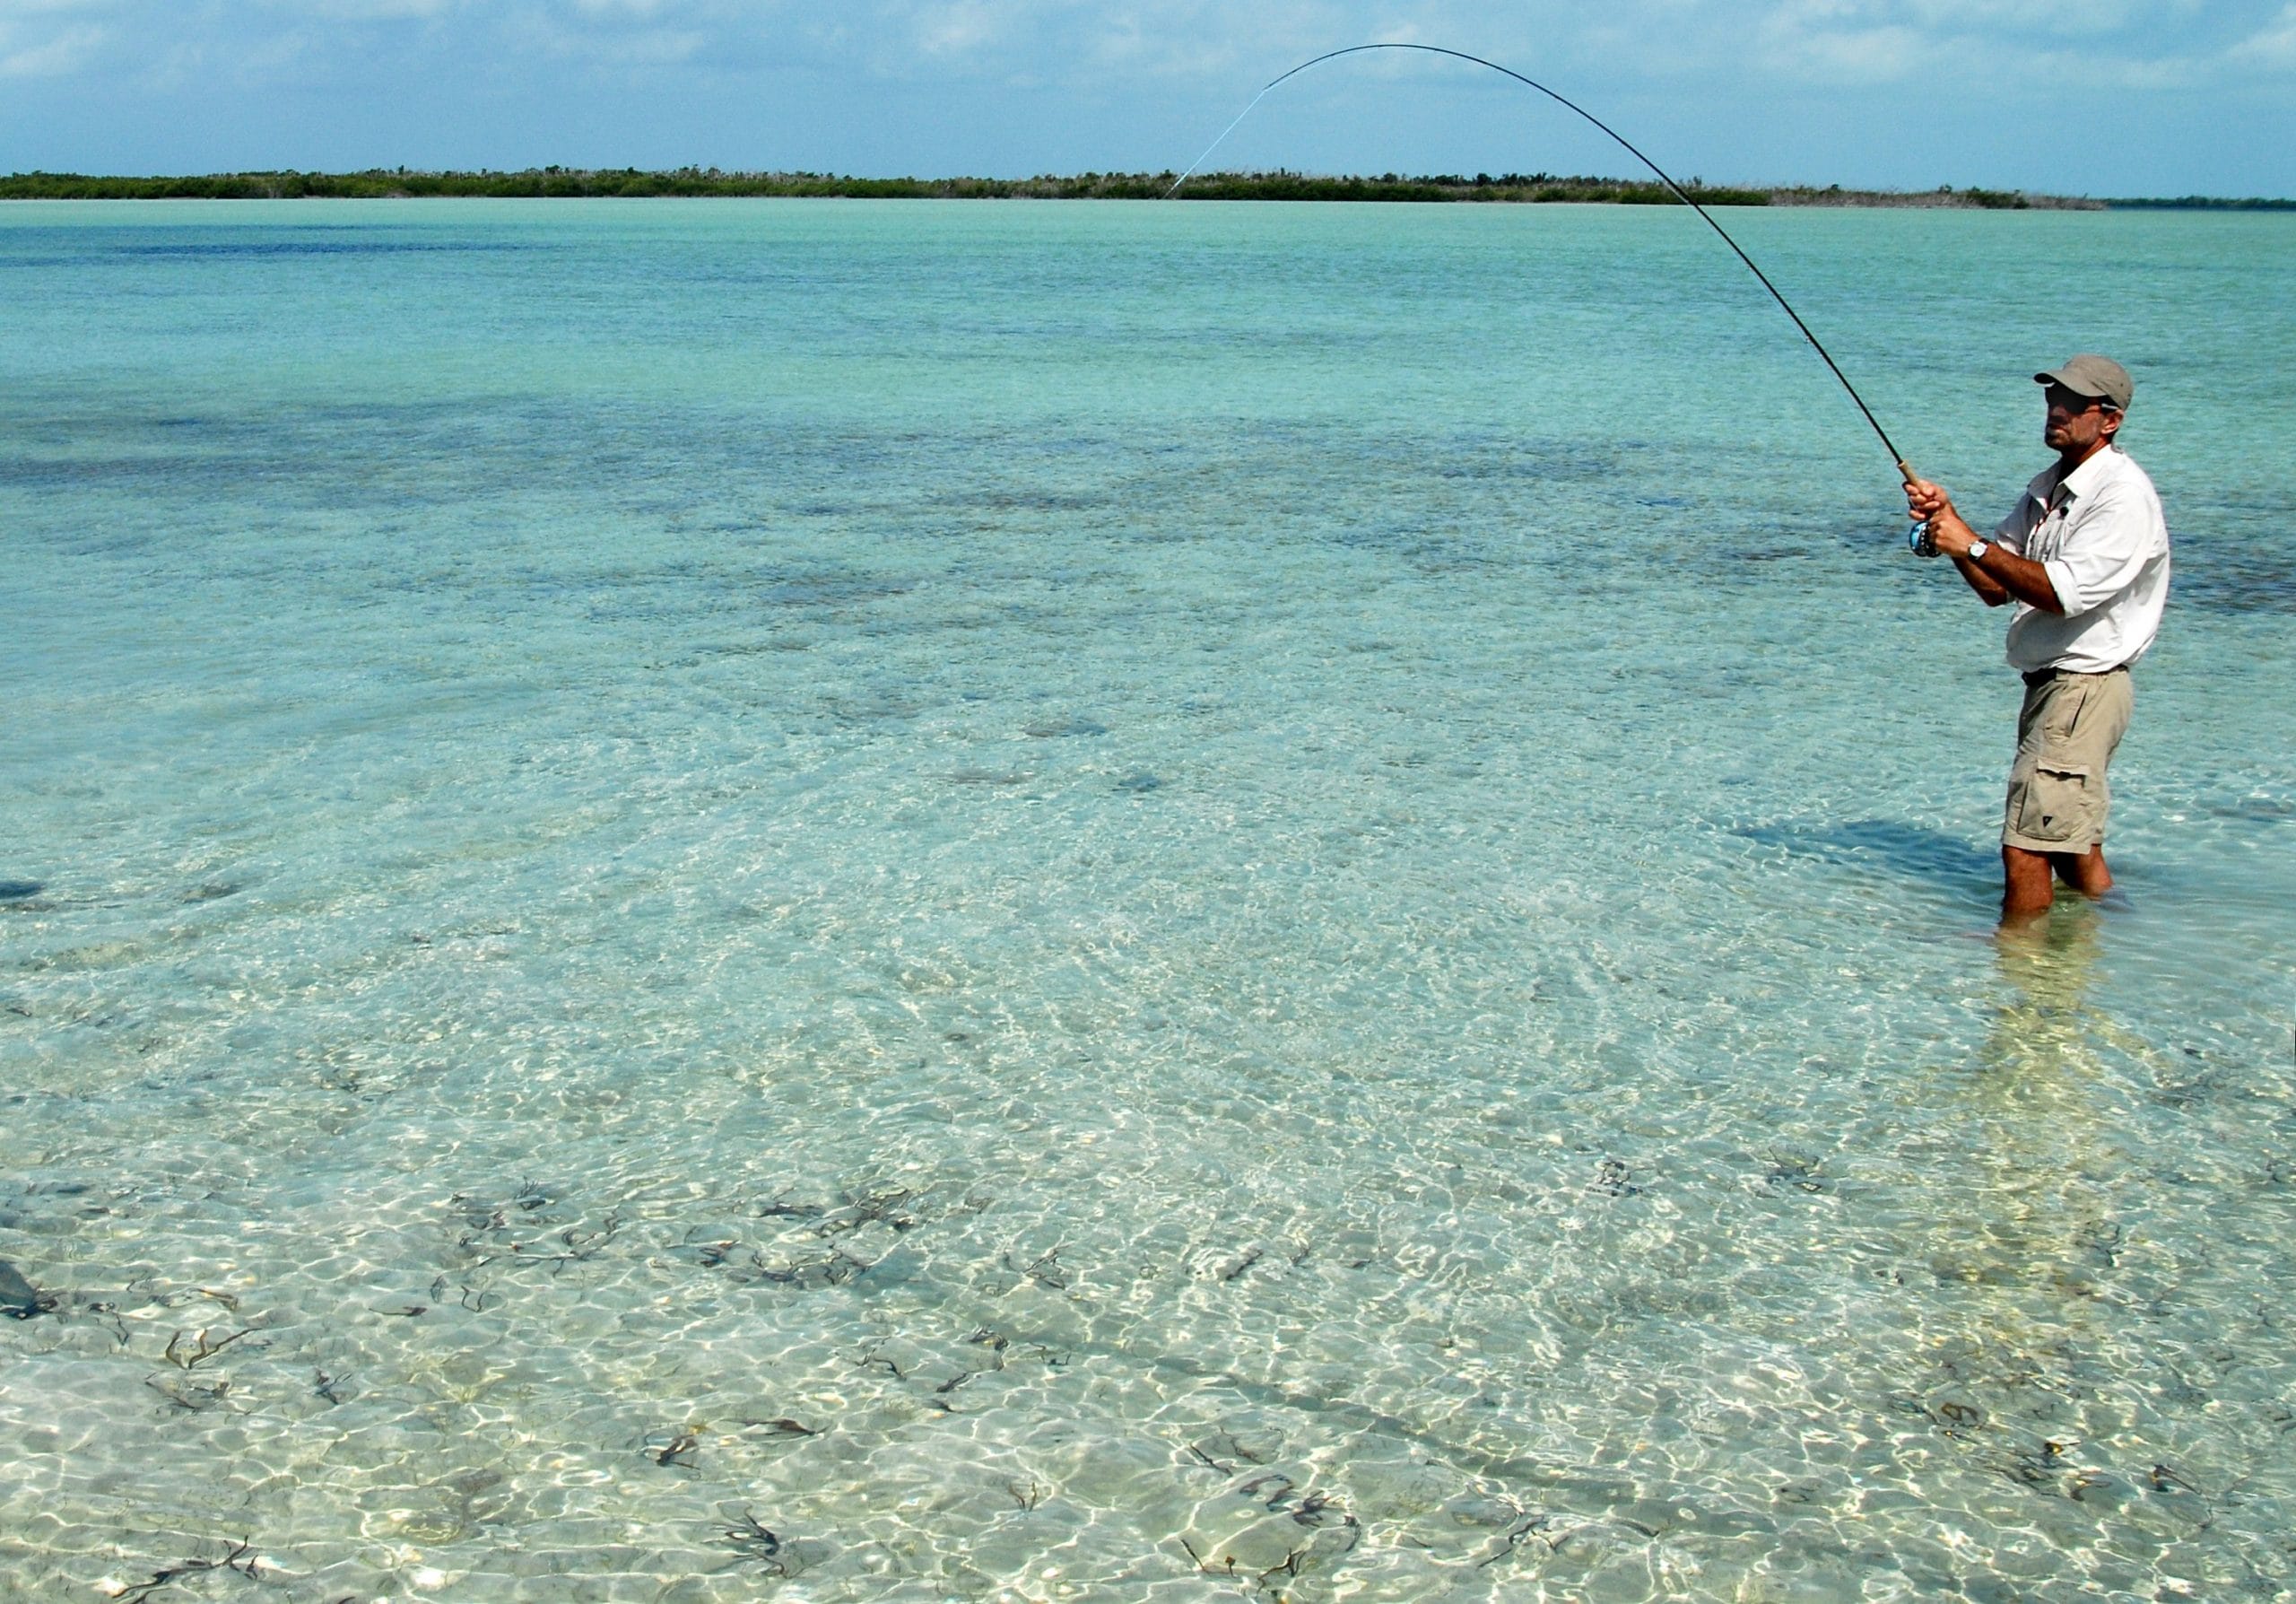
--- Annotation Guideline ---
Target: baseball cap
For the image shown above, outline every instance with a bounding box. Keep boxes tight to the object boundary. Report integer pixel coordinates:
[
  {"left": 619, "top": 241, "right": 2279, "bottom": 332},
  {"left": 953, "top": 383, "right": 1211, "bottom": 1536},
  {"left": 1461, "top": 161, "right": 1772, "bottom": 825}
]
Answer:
[{"left": 2035, "top": 353, "right": 2133, "bottom": 411}]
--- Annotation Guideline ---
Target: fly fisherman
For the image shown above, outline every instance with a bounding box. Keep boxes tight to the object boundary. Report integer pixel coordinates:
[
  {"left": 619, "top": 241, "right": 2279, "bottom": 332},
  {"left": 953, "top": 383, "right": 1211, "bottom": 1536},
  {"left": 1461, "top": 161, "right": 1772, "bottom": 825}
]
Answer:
[{"left": 1903, "top": 355, "right": 2170, "bottom": 927}]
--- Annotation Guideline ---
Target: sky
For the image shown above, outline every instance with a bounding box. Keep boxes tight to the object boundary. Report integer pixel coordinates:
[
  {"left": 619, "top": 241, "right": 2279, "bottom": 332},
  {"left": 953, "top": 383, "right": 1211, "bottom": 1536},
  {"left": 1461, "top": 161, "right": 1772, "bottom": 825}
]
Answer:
[{"left": 2, "top": 1, "right": 2292, "bottom": 196}]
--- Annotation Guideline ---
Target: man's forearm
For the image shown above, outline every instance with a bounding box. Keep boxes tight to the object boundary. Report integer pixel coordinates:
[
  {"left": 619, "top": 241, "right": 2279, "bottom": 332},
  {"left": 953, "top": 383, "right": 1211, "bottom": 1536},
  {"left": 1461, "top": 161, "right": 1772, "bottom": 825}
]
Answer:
[
  {"left": 1928, "top": 508, "right": 2021, "bottom": 606},
  {"left": 1965, "top": 545, "right": 2063, "bottom": 614},
  {"left": 1952, "top": 550, "right": 2012, "bottom": 606},
  {"left": 1909, "top": 489, "right": 2062, "bottom": 614}
]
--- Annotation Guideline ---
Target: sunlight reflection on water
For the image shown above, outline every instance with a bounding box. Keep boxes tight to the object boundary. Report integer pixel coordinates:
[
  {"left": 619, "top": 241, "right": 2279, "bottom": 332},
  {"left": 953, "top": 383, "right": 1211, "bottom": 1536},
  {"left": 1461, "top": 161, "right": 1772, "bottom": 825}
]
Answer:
[{"left": 4, "top": 199, "right": 2293, "bottom": 1601}]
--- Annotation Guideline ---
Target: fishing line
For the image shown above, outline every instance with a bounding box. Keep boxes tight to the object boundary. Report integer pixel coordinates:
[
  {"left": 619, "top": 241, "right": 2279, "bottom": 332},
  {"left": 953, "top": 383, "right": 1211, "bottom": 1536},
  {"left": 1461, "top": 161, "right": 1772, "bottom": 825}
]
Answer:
[{"left": 1172, "top": 42, "right": 1921, "bottom": 492}]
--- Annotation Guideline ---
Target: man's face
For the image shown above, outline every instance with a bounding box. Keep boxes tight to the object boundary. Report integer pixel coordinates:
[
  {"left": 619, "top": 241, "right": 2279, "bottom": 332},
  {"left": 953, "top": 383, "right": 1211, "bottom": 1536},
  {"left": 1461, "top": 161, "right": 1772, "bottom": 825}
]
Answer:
[{"left": 2042, "top": 382, "right": 2121, "bottom": 457}]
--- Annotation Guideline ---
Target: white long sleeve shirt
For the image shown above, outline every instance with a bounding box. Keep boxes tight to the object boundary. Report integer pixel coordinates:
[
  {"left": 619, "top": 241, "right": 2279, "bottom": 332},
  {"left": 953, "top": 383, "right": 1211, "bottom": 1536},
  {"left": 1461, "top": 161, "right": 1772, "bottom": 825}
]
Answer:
[{"left": 1992, "top": 444, "right": 2170, "bottom": 675}]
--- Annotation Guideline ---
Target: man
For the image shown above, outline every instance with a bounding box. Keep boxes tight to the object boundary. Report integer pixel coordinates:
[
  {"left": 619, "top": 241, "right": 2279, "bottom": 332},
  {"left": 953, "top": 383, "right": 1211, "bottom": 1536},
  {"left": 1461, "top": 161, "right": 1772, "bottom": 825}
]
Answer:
[{"left": 1903, "top": 354, "right": 2170, "bottom": 926}]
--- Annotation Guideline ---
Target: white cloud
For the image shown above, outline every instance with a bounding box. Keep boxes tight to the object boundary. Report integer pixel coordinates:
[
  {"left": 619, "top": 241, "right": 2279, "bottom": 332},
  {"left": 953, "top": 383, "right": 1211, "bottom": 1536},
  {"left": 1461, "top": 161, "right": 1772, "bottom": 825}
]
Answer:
[
  {"left": 2231, "top": 2, "right": 2296, "bottom": 67},
  {"left": 0, "top": 0, "right": 115, "bottom": 78},
  {"left": 500, "top": 0, "right": 756, "bottom": 70},
  {"left": 526, "top": 21, "right": 709, "bottom": 64},
  {"left": 1757, "top": 3, "right": 1927, "bottom": 83},
  {"left": 0, "top": 19, "right": 104, "bottom": 74},
  {"left": 1721, "top": 0, "right": 2296, "bottom": 90},
  {"left": 7, "top": 0, "right": 2292, "bottom": 109},
  {"left": 801, "top": 0, "right": 1371, "bottom": 83},
  {"left": 268, "top": 0, "right": 463, "bottom": 16}
]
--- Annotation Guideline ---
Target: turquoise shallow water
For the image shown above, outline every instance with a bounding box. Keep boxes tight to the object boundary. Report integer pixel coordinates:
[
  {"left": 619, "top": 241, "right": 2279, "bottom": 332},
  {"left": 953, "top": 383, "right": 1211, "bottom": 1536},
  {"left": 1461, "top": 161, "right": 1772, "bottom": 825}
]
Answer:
[{"left": 4, "top": 198, "right": 2294, "bottom": 1602}]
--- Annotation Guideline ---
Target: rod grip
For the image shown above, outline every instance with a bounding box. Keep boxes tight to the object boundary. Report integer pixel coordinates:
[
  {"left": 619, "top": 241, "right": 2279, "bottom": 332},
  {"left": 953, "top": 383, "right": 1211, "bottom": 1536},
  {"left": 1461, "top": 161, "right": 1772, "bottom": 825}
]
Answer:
[{"left": 1896, "top": 458, "right": 1920, "bottom": 487}]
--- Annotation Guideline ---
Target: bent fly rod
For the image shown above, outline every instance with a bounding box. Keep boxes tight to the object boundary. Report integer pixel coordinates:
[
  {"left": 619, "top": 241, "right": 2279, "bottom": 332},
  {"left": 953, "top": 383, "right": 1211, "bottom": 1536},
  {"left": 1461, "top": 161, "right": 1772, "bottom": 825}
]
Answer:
[{"left": 1171, "top": 43, "right": 1924, "bottom": 497}]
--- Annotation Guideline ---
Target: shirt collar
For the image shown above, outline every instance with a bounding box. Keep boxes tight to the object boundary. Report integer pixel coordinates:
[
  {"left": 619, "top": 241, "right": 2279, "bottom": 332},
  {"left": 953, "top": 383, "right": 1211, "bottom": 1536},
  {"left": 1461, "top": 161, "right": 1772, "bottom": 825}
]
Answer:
[{"left": 2058, "top": 443, "right": 2123, "bottom": 502}]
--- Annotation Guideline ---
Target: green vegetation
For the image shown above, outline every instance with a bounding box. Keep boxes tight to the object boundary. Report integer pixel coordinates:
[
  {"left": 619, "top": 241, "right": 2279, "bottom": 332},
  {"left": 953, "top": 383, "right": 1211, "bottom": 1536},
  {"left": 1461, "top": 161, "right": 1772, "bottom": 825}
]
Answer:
[
  {"left": 2104, "top": 194, "right": 2296, "bottom": 211},
  {"left": 1769, "top": 183, "right": 2078, "bottom": 210},
  {"left": 0, "top": 167, "right": 1769, "bottom": 204},
  {"left": 0, "top": 168, "right": 2283, "bottom": 207},
  {"left": 1147, "top": 170, "right": 1771, "bottom": 205}
]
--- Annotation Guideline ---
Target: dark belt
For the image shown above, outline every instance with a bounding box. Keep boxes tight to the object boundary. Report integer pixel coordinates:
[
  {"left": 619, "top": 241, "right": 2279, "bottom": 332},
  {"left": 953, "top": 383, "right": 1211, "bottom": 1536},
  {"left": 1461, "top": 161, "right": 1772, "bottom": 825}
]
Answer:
[{"left": 2022, "top": 664, "right": 2130, "bottom": 689}]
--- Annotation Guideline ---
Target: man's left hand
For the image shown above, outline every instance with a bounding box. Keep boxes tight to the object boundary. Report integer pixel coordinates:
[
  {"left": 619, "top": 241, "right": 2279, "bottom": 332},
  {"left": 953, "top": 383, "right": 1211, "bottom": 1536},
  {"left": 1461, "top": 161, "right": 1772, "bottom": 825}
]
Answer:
[{"left": 1905, "top": 478, "right": 1979, "bottom": 557}]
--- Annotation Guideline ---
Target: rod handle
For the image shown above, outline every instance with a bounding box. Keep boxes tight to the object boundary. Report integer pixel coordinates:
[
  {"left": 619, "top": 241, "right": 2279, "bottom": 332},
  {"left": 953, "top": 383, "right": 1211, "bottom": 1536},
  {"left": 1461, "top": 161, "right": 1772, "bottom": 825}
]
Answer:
[{"left": 1896, "top": 458, "right": 1920, "bottom": 487}]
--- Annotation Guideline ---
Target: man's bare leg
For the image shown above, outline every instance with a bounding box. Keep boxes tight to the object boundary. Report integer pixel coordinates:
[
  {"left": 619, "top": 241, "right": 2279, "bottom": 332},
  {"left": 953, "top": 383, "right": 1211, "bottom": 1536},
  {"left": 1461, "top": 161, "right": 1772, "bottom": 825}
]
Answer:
[
  {"left": 2002, "top": 845, "right": 2057, "bottom": 926},
  {"left": 2004, "top": 842, "right": 2115, "bottom": 924},
  {"left": 2051, "top": 843, "right": 2113, "bottom": 896}
]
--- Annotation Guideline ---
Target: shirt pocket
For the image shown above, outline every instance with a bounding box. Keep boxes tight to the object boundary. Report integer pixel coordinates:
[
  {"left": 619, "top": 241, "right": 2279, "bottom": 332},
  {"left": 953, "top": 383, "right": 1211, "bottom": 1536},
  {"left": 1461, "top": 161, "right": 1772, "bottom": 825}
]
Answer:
[{"left": 2028, "top": 507, "right": 2070, "bottom": 564}]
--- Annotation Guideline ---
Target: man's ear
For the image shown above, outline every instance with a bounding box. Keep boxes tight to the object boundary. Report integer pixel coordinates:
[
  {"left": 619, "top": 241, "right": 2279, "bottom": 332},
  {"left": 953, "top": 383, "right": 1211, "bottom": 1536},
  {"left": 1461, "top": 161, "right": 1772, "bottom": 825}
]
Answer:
[{"left": 2099, "top": 407, "right": 2125, "bottom": 442}]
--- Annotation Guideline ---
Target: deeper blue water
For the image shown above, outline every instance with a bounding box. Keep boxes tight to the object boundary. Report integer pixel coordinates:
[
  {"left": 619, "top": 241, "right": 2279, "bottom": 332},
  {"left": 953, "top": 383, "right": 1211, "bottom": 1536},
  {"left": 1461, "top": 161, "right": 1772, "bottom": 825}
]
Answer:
[{"left": 4, "top": 198, "right": 2293, "bottom": 1602}]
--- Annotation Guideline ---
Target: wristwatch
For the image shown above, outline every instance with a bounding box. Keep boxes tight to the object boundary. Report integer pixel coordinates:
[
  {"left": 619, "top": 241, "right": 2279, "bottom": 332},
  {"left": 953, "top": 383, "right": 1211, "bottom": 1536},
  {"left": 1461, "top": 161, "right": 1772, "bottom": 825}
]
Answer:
[{"left": 1967, "top": 539, "right": 1990, "bottom": 562}]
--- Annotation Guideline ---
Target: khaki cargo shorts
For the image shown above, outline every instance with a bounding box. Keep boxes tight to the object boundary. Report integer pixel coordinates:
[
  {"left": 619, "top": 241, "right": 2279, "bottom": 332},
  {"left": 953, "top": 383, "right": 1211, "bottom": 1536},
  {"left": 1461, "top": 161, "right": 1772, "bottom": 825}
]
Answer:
[{"left": 2003, "top": 667, "right": 2133, "bottom": 854}]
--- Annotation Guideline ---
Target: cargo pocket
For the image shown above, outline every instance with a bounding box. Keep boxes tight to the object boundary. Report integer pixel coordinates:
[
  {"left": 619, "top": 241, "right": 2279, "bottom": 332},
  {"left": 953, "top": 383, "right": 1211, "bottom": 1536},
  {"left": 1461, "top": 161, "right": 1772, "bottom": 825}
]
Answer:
[{"left": 2014, "top": 763, "right": 2092, "bottom": 845}]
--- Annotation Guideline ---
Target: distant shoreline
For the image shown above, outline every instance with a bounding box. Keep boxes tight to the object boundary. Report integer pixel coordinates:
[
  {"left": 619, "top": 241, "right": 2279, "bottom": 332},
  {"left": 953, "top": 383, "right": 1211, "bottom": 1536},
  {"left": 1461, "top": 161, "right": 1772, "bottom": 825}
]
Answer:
[{"left": 3, "top": 169, "right": 2288, "bottom": 209}]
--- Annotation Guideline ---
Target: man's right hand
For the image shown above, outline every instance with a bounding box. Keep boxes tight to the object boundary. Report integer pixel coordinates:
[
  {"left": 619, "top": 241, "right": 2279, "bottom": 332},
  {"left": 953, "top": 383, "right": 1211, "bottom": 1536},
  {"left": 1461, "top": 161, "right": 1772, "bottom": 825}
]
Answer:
[
  {"left": 1904, "top": 477, "right": 1953, "bottom": 525},
  {"left": 1905, "top": 479, "right": 1981, "bottom": 558}
]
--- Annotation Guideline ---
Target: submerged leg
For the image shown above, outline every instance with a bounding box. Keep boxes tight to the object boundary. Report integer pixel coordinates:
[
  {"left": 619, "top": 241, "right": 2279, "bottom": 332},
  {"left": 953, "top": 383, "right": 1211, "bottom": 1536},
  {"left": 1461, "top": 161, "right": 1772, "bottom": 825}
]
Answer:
[
  {"left": 2050, "top": 843, "right": 2113, "bottom": 897},
  {"left": 2002, "top": 844, "right": 2057, "bottom": 926}
]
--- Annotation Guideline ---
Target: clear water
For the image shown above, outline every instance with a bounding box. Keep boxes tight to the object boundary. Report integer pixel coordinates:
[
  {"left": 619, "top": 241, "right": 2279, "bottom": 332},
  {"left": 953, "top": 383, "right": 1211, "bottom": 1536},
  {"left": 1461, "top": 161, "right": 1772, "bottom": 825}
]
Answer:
[{"left": 4, "top": 198, "right": 2293, "bottom": 1602}]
